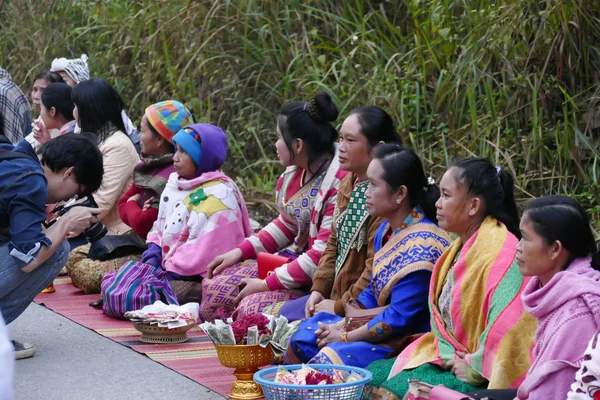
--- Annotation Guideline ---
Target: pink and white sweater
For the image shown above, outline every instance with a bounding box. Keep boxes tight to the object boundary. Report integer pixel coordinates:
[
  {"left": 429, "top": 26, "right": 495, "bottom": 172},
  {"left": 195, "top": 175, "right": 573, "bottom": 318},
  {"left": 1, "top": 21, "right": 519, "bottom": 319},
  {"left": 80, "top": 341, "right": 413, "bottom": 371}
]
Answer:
[
  {"left": 147, "top": 171, "right": 253, "bottom": 278},
  {"left": 517, "top": 257, "right": 600, "bottom": 399},
  {"left": 238, "top": 154, "right": 347, "bottom": 290},
  {"left": 568, "top": 328, "right": 600, "bottom": 399}
]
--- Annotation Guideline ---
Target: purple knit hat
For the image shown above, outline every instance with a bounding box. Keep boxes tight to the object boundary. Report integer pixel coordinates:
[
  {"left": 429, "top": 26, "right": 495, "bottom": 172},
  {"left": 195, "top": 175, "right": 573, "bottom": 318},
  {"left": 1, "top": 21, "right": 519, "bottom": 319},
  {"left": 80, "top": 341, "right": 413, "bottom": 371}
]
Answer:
[{"left": 173, "top": 123, "right": 227, "bottom": 176}]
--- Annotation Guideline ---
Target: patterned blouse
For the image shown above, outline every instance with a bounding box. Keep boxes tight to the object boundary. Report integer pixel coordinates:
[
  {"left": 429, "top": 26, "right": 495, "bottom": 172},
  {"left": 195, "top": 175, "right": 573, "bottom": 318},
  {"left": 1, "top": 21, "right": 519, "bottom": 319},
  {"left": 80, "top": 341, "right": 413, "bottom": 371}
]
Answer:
[{"left": 334, "top": 180, "right": 370, "bottom": 277}]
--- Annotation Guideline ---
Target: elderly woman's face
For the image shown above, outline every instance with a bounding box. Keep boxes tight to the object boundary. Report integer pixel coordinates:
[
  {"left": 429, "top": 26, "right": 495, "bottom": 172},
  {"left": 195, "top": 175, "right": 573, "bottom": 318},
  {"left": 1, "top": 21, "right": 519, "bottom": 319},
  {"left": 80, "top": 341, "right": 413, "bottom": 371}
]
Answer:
[{"left": 31, "top": 79, "right": 48, "bottom": 113}]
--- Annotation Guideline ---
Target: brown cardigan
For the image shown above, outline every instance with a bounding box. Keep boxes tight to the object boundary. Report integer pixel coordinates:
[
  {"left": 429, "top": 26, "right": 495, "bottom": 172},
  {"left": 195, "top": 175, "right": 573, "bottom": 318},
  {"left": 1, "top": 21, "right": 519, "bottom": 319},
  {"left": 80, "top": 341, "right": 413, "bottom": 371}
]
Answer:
[{"left": 310, "top": 172, "right": 384, "bottom": 316}]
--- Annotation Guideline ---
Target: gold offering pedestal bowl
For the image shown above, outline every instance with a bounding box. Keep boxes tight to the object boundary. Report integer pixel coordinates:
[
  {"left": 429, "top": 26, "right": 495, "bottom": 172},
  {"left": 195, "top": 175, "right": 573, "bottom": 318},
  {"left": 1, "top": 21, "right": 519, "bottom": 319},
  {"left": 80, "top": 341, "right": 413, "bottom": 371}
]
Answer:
[{"left": 214, "top": 344, "right": 275, "bottom": 400}]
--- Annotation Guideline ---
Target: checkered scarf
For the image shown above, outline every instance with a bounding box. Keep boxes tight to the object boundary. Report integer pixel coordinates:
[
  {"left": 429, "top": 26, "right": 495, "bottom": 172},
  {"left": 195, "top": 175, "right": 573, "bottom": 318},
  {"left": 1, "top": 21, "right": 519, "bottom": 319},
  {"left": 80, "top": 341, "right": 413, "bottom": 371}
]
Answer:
[{"left": 0, "top": 67, "right": 32, "bottom": 143}]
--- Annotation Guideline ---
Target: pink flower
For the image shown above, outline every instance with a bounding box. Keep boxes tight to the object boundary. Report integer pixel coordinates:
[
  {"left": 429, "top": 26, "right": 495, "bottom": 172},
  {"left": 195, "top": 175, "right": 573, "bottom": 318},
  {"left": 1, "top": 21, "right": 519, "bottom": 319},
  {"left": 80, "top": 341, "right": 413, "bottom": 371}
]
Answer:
[
  {"left": 230, "top": 313, "right": 271, "bottom": 344},
  {"left": 305, "top": 371, "right": 334, "bottom": 385}
]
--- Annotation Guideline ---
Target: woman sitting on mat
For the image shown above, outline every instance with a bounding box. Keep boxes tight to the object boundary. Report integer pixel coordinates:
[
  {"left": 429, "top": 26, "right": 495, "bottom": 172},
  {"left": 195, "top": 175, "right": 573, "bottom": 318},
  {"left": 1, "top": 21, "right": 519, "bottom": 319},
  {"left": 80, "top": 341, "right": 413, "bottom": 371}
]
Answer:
[
  {"left": 287, "top": 145, "right": 450, "bottom": 368},
  {"left": 363, "top": 158, "right": 537, "bottom": 399},
  {"left": 101, "top": 124, "right": 253, "bottom": 318},
  {"left": 70, "top": 79, "right": 140, "bottom": 243},
  {"left": 65, "top": 101, "right": 193, "bottom": 295},
  {"left": 28, "top": 82, "right": 76, "bottom": 149},
  {"left": 264, "top": 106, "right": 402, "bottom": 323},
  {"left": 118, "top": 101, "right": 193, "bottom": 239},
  {"left": 297, "top": 106, "right": 402, "bottom": 321},
  {"left": 467, "top": 196, "right": 600, "bottom": 400},
  {"left": 201, "top": 92, "right": 346, "bottom": 322},
  {"left": 25, "top": 71, "right": 64, "bottom": 150},
  {"left": 143, "top": 124, "right": 253, "bottom": 281}
]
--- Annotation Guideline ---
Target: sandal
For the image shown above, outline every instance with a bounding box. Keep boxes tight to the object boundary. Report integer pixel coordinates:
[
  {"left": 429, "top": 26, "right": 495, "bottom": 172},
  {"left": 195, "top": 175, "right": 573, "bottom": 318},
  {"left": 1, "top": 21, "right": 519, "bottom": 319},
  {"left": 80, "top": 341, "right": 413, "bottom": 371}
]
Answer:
[
  {"left": 41, "top": 283, "right": 55, "bottom": 294},
  {"left": 89, "top": 298, "right": 103, "bottom": 309}
]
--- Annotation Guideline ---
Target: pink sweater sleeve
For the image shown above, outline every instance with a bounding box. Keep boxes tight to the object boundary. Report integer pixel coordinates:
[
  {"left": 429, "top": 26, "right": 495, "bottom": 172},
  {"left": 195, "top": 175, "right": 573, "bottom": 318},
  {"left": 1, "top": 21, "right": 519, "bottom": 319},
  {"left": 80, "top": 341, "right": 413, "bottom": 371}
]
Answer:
[
  {"left": 519, "top": 363, "right": 579, "bottom": 400},
  {"left": 239, "top": 212, "right": 298, "bottom": 260},
  {"left": 265, "top": 186, "right": 338, "bottom": 290},
  {"left": 517, "top": 302, "right": 598, "bottom": 399},
  {"left": 238, "top": 175, "right": 298, "bottom": 260}
]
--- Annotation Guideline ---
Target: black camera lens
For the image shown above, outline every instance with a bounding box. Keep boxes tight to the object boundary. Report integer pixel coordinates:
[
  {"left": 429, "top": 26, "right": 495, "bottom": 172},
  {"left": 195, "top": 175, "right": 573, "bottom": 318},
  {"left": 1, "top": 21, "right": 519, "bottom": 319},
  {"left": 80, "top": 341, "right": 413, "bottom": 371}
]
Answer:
[
  {"left": 56, "top": 195, "right": 108, "bottom": 243},
  {"left": 84, "top": 221, "right": 108, "bottom": 243}
]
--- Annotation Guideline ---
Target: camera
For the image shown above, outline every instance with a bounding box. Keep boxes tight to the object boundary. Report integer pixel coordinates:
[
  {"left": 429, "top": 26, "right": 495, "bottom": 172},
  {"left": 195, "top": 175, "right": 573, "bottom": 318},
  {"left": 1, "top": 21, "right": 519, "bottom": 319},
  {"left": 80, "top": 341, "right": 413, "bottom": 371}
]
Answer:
[{"left": 44, "top": 195, "right": 108, "bottom": 243}]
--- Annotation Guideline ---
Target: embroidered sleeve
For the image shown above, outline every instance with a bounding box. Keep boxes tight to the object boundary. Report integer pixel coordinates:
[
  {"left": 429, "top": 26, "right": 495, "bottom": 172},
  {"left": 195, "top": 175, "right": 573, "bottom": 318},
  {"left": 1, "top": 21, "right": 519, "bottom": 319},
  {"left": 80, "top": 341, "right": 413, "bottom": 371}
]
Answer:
[
  {"left": 241, "top": 212, "right": 297, "bottom": 259},
  {"left": 238, "top": 175, "right": 297, "bottom": 260}
]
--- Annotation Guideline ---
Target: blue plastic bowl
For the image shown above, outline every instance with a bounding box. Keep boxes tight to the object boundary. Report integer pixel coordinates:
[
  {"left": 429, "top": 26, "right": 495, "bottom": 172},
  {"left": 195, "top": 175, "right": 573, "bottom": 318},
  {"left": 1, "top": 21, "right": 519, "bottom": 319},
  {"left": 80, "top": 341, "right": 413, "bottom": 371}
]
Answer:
[{"left": 254, "top": 364, "right": 373, "bottom": 400}]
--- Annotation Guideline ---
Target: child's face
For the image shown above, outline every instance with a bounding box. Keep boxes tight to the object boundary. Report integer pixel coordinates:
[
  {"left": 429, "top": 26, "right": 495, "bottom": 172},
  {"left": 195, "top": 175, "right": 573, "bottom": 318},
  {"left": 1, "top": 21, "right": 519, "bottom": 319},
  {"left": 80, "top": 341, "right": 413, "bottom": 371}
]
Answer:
[
  {"left": 58, "top": 71, "right": 77, "bottom": 88},
  {"left": 174, "top": 144, "right": 197, "bottom": 179},
  {"left": 40, "top": 103, "right": 58, "bottom": 130}
]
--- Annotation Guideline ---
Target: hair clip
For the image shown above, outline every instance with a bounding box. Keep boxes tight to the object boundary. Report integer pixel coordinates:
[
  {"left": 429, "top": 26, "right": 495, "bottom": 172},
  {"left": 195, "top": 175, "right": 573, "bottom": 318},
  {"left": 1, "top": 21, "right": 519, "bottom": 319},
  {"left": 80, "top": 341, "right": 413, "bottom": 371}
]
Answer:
[
  {"left": 495, "top": 166, "right": 502, "bottom": 176},
  {"left": 427, "top": 177, "right": 435, "bottom": 186}
]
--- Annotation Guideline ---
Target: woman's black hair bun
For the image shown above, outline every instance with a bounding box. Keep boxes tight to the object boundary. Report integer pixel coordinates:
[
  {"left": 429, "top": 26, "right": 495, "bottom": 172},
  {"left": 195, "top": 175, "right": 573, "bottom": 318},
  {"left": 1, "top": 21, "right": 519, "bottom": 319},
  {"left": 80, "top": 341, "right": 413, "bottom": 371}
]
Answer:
[{"left": 307, "top": 91, "right": 338, "bottom": 123}]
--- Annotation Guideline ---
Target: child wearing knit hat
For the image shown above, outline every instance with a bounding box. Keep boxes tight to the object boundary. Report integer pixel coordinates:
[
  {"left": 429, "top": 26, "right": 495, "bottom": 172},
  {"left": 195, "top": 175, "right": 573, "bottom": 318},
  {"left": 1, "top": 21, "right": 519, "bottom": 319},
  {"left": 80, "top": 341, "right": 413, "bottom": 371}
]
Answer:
[
  {"left": 50, "top": 54, "right": 89, "bottom": 87},
  {"left": 139, "top": 124, "right": 253, "bottom": 279},
  {"left": 66, "top": 101, "right": 194, "bottom": 295},
  {"left": 102, "top": 123, "right": 253, "bottom": 316},
  {"left": 50, "top": 54, "right": 141, "bottom": 151}
]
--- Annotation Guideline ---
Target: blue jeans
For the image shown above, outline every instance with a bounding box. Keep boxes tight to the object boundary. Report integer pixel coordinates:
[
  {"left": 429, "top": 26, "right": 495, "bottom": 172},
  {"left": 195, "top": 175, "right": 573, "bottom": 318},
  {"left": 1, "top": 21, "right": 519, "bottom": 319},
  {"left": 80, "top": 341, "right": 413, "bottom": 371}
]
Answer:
[{"left": 0, "top": 240, "right": 69, "bottom": 324}]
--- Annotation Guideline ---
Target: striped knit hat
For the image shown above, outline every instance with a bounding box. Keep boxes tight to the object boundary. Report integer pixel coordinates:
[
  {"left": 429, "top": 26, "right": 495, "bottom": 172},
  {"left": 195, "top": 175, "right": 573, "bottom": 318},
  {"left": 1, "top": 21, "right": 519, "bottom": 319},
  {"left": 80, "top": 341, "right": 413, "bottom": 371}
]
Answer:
[
  {"left": 145, "top": 101, "right": 194, "bottom": 143},
  {"left": 50, "top": 54, "right": 89, "bottom": 84}
]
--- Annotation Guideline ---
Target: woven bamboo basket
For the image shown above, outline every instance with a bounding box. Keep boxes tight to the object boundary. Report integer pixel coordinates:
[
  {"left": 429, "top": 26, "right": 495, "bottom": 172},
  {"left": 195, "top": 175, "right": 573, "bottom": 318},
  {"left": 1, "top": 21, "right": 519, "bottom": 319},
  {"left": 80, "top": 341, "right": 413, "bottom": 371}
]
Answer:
[{"left": 132, "top": 320, "right": 195, "bottom": 344}]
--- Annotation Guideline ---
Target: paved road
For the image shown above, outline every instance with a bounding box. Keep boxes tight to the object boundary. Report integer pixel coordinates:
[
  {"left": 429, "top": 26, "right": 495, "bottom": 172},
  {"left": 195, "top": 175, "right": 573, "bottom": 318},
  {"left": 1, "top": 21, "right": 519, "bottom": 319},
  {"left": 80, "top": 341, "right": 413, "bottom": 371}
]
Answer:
[{"left": 8, "top": 304, "right": 224, "bottom": 400}]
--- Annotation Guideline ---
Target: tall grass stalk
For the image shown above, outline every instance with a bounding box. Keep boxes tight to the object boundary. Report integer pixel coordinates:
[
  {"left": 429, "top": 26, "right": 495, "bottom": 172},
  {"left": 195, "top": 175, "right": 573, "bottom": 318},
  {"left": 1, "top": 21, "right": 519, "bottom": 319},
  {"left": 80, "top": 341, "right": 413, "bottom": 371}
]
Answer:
[{"left": 1, "top": 0, "right": 600, "bottom": 225}]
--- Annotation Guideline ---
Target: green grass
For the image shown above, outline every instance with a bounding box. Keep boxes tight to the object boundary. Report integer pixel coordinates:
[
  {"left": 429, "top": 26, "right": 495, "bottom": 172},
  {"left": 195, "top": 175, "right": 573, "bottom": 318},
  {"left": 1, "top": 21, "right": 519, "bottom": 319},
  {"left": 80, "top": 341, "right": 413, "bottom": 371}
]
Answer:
[{"left": 2, "top": 0, "right": 600, "bottom": 226}]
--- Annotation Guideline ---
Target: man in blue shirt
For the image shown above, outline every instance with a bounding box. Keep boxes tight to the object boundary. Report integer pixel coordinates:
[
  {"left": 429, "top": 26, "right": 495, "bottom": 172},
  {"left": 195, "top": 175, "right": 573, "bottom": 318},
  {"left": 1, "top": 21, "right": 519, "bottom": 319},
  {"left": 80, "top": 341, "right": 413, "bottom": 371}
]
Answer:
[{"left": 0, "top": 133, "right": 104, "bottom": 359}]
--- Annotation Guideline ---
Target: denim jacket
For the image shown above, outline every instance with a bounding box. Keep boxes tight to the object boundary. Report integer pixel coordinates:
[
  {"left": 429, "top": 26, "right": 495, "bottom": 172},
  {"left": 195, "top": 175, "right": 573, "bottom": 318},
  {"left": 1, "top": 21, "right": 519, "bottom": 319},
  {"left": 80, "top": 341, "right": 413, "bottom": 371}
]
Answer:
[{"left": 0, "top": 139, "right": 51, "bottom": 268}]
